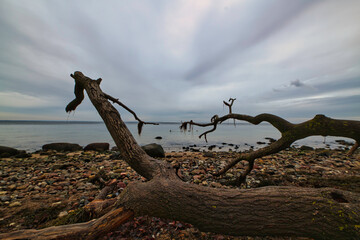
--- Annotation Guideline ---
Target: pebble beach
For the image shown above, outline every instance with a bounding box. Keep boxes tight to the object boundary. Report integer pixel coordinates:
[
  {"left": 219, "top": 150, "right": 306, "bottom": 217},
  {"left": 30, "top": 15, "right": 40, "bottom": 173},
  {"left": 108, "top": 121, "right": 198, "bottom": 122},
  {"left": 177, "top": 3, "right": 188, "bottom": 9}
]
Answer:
[{"left": 0, "top": 146, "right": 359, "bottom": 239}]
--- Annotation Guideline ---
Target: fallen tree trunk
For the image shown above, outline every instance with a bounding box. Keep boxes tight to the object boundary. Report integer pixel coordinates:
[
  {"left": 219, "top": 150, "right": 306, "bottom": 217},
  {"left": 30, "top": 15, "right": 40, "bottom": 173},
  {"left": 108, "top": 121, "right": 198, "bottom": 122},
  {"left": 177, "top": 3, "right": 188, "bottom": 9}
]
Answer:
[
  {"left": 121, "top": 179, "right": 360, "bottom": 239},
  {"left": 2, "top": 71, "right": 359, "bottom": 239},
  {"left": 2, "top": 181, "right": 360, "bottom": 239}
]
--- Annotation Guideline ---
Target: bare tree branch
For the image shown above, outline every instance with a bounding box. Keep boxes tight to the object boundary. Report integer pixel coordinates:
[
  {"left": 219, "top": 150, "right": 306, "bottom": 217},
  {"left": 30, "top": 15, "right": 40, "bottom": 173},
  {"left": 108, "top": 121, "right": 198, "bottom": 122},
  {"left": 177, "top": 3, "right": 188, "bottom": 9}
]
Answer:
[{"left": 183, "top": 111, "right": 360, "bottom": 183}]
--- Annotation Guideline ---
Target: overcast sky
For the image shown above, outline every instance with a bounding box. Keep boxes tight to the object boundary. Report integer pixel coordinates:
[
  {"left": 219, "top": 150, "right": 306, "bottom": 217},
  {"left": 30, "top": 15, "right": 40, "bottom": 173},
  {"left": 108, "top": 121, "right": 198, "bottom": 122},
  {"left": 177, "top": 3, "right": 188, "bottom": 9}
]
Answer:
[{"left": 0, "top": 0, "right": 359, "bottom": 123}]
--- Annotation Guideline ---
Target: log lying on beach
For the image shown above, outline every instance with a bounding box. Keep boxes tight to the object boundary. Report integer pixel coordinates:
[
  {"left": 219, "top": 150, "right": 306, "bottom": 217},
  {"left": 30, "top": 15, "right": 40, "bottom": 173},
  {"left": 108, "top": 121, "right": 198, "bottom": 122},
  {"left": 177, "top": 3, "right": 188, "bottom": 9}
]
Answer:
[{"left": 2, "top": 71, "right": 359, "bottom": 239}]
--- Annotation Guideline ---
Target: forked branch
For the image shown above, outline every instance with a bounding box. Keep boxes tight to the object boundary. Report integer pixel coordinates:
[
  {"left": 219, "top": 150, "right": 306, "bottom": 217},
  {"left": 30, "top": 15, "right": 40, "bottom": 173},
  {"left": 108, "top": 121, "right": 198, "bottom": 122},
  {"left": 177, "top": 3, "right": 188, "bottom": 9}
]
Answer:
[
  {"left": 183, "top": 110, "right": 360, "bottom": 183},
  {"left": 66, "top": 73, "right": 158, "bottom": 135}
]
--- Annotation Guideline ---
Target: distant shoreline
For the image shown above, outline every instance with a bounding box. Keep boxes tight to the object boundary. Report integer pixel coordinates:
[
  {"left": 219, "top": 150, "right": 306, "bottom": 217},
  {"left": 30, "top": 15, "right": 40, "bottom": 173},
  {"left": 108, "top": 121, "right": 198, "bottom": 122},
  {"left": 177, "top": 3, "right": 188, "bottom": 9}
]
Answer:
[{"left": 0, "top": 120, "right": 254, "bottom": 125}]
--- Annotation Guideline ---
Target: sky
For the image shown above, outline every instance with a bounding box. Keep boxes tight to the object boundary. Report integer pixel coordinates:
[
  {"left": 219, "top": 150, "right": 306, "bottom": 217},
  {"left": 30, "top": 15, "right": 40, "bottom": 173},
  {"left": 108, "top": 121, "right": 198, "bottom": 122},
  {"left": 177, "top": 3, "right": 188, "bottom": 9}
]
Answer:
[{"left": 0, "top": 0, "right": 359, "bottom": 123}]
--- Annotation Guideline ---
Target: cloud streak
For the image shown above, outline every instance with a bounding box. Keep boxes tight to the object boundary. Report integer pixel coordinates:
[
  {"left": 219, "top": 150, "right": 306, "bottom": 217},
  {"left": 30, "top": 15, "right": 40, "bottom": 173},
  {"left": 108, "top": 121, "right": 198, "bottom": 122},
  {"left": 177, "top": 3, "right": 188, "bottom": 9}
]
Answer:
[{"left": 0, "top": 0, "right": 359, "bottom": 122}]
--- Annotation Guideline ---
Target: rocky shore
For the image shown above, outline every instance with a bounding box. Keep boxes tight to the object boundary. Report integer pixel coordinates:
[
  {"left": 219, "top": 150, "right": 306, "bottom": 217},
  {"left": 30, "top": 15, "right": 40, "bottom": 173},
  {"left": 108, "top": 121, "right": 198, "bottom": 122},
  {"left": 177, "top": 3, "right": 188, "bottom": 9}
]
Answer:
[{"left": 0, "top": 146, "right": 359, "bottom": 239}]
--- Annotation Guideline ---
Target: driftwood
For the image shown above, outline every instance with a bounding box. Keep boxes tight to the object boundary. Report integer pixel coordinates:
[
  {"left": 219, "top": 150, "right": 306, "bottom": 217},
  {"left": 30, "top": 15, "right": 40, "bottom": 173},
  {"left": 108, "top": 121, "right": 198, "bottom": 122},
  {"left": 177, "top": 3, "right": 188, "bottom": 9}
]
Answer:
[
  {"left": 2, "top": 71, "right": 359, "bottom": 239},
  {"left": 181, "top": 100, "right": 360, "bottom": 183}
]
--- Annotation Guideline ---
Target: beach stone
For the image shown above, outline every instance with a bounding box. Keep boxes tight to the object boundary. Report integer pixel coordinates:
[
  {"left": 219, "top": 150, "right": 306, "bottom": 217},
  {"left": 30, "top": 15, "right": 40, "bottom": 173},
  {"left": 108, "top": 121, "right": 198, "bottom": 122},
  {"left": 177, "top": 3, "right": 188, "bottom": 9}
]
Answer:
[
  {"left": 210, "top": 182, "right": 222, "bottom": 188},
  {"left": 58, "top": 211, "right": 68, "bottom": 218},
  {"left": 141, "top": 143, "right": 165, "bottom": 158},
  {"left": 84, "top": 142, "right": 109, "bottom": 152},
  {"left": 300, "top": 146, "right": 314, "bottom": 151},
  {"left": 0, "top": 146, "right": 20, "bottom": 157},
  {"left": 8, "top": 184, "right": 17, "bottom": 191},
  {"left": 42, "top": 143, "right": 82, "bottom": 152},
  {"left": 0, "top": 195, "right": 10, "bottom": 202},
  {"left": 203, "top": 152, "right": 215, "bottom": 158},
  {"left": 265, "top": 137, "right": 276, "bottom": 143},
  {"left": 9, "top": 201, "right": 21, "bottom": 207}
]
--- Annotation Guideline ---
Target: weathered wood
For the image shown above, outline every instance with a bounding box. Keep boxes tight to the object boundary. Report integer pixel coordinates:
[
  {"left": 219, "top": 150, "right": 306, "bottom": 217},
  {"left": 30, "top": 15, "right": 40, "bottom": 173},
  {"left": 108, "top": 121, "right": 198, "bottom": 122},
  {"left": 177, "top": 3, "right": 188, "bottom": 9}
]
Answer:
[
  {"left": 182, "top": 112, "right": 360, "bottom": 181},
  {"left": 66, "top": 72, "right": 176, "bottom": 181},
  {"left": 0, "top": 207, "right": 134, "bottom": 240},
  {"left": 121, "top": 179, "right": 360, "bottom": 239}
]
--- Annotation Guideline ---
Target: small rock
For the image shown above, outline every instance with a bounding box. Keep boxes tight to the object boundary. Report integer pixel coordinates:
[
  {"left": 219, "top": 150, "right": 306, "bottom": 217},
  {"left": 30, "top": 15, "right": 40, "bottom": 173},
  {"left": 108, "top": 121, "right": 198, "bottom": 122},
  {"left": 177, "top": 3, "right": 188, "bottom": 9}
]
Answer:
[
  {"left": 225, "top": 173, "right": 234, "bottom": 179},
  {"left": 8, "top": 184, "right": 17, "bottom": 191},
  {"left": 84, "top": 143, "right": 109, "bottom": 152},
  {"left": 42, "top": 142, "right": 82, "bottom": 152},
  {"left": 210, "top": 182, "right": 222, "bottom": 188},
  {"left": 0, "top": 195, "right": 11, "bottom": 202},
  {"left": 155, "top": 136, "right": 162, "bottom": 140},
  {"left": 0, "top": 146, "right": 20, "bottom": 157},
  {"left": 141, "top": 143, "right": 165, "bottom": 158},
  {"left": 300, "top": 146, "right": 314, "bottom": 151},
  {"left": 9, "top": 201, "right": 21, "bottom": 207},
  {"left": 58, "top": 211, "right": 68, "bottom": 218},
  {"left": 51, "top": 201, "right": 62, "bottom": 207},
  {"left": 201, "top": 181, "right": 208, "bottom": 186},
  {"left": 203, "top": 152, "right": 215, "bottom": 158}
]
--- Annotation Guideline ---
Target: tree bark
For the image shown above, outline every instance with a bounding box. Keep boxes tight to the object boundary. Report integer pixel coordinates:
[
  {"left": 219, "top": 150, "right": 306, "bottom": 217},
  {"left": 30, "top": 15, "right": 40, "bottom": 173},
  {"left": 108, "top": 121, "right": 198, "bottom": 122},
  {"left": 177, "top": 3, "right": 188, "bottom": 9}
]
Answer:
[
  {"left": 121, "top": 179, "right": 360, "bottom": 239},
  {"left": 2, "top": 71, "right": 359, "bottom": 239},
  {"left": 0, "top": 207, "right": 134, "bottom": 240}
]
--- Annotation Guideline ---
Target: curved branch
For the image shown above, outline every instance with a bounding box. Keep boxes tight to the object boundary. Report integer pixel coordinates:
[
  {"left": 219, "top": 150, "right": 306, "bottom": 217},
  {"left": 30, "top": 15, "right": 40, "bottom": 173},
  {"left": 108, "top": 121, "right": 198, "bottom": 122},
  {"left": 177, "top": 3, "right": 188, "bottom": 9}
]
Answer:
[
  {"left": 103, "top": 93, "right": 158, "bottom": 135},
  {"left": 0, "top": 207, "right": 134, "bottom": 240},
  {"left": 184, "top": 112, "right": 360, "bottom": 179},
  {"left": 65, "top": 71, "right": 176, "bottom": 180}
]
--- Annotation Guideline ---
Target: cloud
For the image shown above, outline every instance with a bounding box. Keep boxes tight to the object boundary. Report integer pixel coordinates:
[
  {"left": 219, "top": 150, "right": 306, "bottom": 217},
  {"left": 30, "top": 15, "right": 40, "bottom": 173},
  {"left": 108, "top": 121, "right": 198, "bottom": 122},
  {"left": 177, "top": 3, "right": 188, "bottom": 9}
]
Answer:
[
  {"left": 0, "top": 0, "right": 359, "bottom": 121},
  {"left": 0, "top": 91, "right": 61, "bottom": 108},
  {"left": 290, "top": 79, "right": 305, "bottom": 88},
  {"left": 184, "top": 0, "right": 315, "bottom": 81}
]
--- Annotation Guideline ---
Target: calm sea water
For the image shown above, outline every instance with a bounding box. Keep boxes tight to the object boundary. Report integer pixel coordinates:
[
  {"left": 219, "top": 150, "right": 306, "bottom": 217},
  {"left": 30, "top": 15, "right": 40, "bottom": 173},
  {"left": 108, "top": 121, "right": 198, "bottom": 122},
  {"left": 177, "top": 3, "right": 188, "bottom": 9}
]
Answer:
[{"left": 0, "top": 121, "right": 354, "bottom": 152}]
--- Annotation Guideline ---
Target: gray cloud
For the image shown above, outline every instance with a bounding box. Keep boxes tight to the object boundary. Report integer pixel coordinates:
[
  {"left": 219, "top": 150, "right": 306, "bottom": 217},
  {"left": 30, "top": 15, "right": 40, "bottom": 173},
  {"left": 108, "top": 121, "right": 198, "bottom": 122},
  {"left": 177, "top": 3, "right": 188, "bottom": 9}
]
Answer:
[
  {"left": 0, "top": 0, "right": 359, "bottom": 122},
  {"left": 290, "top": 79, "right": 305, "bottom": 87},
  {"left": 185, "top": 0, "right": 315, "bottom": 81}
]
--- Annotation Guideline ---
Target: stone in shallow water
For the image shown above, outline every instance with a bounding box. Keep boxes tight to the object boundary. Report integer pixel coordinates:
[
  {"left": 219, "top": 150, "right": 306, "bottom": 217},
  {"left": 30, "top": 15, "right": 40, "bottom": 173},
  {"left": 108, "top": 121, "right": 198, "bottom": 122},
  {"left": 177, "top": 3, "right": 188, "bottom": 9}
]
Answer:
[
  {"left": 84, "top": 143, "right": 109, "bottom": 152},
  {"left": 141, "top": 143, "right": 165, "bottom": 158},
  {"left": 42, "top": 143, "right": 83, "bottom": 152}
]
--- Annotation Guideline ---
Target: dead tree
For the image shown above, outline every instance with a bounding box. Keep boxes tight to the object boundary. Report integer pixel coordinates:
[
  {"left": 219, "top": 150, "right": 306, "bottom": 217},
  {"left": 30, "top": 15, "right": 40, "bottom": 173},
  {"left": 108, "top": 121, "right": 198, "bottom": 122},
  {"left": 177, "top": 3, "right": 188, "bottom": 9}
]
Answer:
[
  {"left": 1, "top": 72, "right": 359, "bottom": 240},
  {"left": 181, "top": 103, "right": 360, "bottom": 184}
]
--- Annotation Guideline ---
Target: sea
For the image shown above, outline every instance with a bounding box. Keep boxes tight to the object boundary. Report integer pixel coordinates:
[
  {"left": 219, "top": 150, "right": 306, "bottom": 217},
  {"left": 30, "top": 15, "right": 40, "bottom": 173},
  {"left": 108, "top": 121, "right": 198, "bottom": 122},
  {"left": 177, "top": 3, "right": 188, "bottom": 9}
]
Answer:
[{"left": 0, "top": 120, "right": 354, "bottom": 152}]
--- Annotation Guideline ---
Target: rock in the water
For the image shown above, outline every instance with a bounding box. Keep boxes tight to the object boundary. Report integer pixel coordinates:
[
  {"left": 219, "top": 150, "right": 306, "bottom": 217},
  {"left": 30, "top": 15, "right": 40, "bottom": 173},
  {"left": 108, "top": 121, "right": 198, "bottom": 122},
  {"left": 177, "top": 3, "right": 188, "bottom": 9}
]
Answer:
[
  {"left": 0, "top": 146, "right": 20, "bottom": 157},
  {"left": 42, "top": 143, "right": 83, "bottom": 152},
  {"left": 84, "top": 142, "right": 109, "bottom": 152},
  {"left": 155, "top": 136, "right": 162, "bottom": 140},
  {"left": 300, "top": 145, "right": 314, "bottom": 151},
  {"left": 141, "top": 143, "right": 165, "bottom": 158},
  {"left": 265, "top": 137, "right": 276, "bottom": 143}
]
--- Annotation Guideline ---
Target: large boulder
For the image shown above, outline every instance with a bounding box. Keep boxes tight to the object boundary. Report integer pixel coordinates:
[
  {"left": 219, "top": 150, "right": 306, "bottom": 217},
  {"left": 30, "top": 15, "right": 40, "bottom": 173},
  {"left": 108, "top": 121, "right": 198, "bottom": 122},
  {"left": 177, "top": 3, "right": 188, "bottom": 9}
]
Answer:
[
  {"left": 0, "top": 146, "right": 20, "bottom": 157},
  {"left": 84, "top": 142, "right": 109, "bottom": 152},
  {"left": 42, "top": 143, "right": 82, "bottom": 152},
  {"left": 141, "top": 143, "right": 165, "bottom": 158}
]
